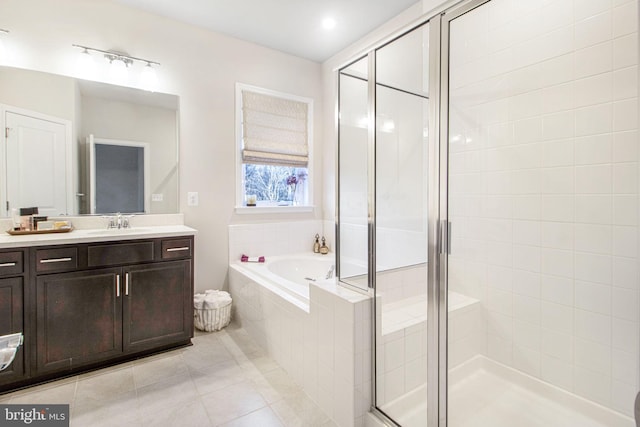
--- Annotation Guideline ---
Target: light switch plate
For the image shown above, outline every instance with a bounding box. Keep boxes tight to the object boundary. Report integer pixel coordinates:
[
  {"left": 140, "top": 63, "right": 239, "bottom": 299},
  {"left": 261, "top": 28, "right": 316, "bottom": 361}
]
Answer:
[
  {"left": 187, "top": 192, "right": 199, "bottom": 206},
  {"left": 152, "top": 193, "right": 163, "bottom": 202}
]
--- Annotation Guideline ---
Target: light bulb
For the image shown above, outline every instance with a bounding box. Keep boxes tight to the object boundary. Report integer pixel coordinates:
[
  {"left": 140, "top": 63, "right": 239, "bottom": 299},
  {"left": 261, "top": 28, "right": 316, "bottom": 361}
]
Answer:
[
  {"left": 76, "top": 48, "right": 95, "bottom": 77},
  {"left": 110, "top": 57, "right": 128, "bottom": 82},
  {"left": 139, "top": 63, "right": 158, "bottom": 91}
]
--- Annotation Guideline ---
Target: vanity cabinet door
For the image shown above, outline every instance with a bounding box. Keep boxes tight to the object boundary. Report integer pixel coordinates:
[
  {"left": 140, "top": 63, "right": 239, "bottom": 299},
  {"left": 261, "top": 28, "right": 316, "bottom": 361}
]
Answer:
[
  {"left": 0, "top": 277, "right": 24, "bottom": 385},
  {"left": 122, "top": 260, "right": 192, "bottom": 353},
  {"left": 35, "top": 268, "right": 123, "bottom": 375}
]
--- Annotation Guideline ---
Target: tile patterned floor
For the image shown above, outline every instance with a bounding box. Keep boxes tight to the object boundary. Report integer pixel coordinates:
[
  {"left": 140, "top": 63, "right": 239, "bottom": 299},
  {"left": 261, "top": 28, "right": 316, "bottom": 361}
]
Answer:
[{"left": 0, "top": 323, "right": 337, "bottom": 427}]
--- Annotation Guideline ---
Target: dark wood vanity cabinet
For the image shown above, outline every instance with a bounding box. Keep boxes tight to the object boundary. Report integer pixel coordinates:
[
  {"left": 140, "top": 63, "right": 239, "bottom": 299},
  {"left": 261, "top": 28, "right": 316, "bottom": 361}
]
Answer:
[
  {"left": 123, "top": 260, "right": 192, "bottom": 353},
  {"left": 35, "top": 268, "right": 123, "bottom": 374},
  {"left": 1, "top": 235, "right": 195, "bottom": 385},
  {"left": 0, "top": 249, "right": 27, "bottom": 386}
]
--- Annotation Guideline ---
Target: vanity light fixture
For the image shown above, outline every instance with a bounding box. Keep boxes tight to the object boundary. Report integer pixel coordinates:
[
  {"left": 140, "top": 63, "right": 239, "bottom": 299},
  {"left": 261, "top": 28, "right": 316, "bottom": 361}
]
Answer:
[
  {"left": 108, "top": 55, "right": 129, "bottom": 81},
  {"left": 72, "top": 44, "right": 160, "bottom": 87},
  {"left": 104, "top": 52, "right": 133, "bottom": 68},
  {"left": 72, "top": 44, "right": 159, "bottom": 68}
]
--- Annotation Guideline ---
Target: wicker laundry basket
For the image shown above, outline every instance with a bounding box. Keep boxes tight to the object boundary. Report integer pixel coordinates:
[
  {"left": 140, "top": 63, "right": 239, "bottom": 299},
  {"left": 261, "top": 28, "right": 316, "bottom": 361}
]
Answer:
[{"left": 194, "top": 290, "right": 232, "bottom": 332}]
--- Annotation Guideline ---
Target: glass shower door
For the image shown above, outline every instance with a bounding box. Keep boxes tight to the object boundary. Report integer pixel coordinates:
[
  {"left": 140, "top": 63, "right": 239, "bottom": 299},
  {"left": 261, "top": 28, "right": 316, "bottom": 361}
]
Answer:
[
  {"left": 374, "top": 22, "right": 432, "bottom": 426},
  {"left": 444, "top": 0, "right": 640, "bottom": 426}
]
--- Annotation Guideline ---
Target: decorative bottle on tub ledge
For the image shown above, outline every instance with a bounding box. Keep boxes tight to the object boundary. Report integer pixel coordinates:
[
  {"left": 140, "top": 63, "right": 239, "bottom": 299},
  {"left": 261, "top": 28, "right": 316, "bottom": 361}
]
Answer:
[
  {"left": 313, "top": 234, "right": 320, "bottom": 253},
  {"left": 319, "top": 236, "right": 329, "bottom": 255}
]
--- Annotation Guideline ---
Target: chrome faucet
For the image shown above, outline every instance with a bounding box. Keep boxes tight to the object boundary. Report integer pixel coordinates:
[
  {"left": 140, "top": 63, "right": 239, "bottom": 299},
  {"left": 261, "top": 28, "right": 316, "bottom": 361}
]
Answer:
[
  {"left": 105, "top": 212, "right": 132, "bottom": 229},
  {"left": 325, "top": 265, "right": 335, "bottom": 280}
]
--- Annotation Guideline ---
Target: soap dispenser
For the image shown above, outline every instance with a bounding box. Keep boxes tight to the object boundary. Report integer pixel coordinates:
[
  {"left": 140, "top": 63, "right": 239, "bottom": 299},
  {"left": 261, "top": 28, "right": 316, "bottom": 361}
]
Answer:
[
  {"left": 313, "top": 234, "right": 320, "bottom": 253},
  {"left": 319, "top": 237, "right": 329, "bottom": 255}
]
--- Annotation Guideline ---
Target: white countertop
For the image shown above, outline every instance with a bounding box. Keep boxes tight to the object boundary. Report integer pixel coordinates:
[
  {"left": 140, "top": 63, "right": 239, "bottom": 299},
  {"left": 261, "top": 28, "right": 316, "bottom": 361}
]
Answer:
[{"left": 0, "top": 225, "right": 197, "bottom": 249}]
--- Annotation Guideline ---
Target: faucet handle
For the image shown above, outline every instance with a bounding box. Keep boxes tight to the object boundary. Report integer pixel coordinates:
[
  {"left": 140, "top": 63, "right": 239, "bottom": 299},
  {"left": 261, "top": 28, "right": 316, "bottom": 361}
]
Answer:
[
  {"left": 102, "top": 215, "right": 116, "bottom": 229},
  {"left": 122, "top": 215, "right": 134, "bottom": 229}
]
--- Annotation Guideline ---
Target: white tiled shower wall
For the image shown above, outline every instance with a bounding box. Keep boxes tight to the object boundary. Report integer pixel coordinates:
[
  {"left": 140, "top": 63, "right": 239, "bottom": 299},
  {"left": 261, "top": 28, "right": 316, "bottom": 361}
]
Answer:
[
  {"left": 376, "top": 264, "right": 427, "bottom": 305},
  {"left": 448, "top": 0, "right": 639, "bottom": 416}
]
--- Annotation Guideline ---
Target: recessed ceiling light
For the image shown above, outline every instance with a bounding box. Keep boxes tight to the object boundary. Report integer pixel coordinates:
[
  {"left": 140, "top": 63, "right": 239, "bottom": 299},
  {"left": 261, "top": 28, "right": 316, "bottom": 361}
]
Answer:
[{"left": 322, "top": 17, "right": 337, "bottom": 31}]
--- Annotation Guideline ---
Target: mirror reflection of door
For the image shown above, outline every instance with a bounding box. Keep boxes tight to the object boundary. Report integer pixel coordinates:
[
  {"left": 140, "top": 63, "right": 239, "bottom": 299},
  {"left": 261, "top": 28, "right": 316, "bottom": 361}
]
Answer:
[
  {"left": 4, "top": 108, "right": 72, "bottom": 217},
  {"left": 88, "top": 135, "right": 150, "bottom": 214}
]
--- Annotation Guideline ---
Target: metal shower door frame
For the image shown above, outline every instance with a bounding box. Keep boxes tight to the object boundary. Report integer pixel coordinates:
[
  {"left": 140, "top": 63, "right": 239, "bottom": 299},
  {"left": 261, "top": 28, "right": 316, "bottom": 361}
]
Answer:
[{"left": 437, "top": 1, "right": 498, "bottom": 426}]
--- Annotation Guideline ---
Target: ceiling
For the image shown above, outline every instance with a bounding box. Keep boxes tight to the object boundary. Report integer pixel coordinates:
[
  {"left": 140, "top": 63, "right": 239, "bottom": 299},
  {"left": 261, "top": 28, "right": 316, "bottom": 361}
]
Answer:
[{"left": 111, "top": 0, "right": 421, "bottom": 62}]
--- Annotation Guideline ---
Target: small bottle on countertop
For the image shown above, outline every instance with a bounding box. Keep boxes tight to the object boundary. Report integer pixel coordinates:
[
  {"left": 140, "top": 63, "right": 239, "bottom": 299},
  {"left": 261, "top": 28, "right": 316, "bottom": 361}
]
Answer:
[{"left": 313, "top": 234, "right": 320, "bottom": 253}]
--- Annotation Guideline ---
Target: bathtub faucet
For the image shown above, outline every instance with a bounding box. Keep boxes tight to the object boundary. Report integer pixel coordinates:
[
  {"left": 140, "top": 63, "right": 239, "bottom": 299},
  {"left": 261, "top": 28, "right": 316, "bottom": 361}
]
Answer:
[{"left": 325, "top": 265, "right": 335, "bottom": 280}]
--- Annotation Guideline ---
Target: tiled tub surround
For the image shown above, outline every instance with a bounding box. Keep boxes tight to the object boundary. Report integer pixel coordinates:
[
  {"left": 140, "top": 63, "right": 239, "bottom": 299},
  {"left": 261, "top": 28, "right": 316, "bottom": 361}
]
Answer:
[
  {"left": 448, "top": 0, "right": 640, "bottom": 420},
  {"left": 228, "top": 221, "right": 325, "bottom": 264},
  {"left": 229, "top": 220, "right": 424, "bottom": 273},
  {"left": 229, "top": 260, "right": 371, "bottom": 427}
]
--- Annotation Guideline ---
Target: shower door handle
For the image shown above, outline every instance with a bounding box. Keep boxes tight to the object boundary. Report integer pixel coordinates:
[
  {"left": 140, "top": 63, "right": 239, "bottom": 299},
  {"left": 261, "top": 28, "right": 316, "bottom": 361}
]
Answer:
[{"left": 440, "top": 221, "right": 452, "bottom": 255}]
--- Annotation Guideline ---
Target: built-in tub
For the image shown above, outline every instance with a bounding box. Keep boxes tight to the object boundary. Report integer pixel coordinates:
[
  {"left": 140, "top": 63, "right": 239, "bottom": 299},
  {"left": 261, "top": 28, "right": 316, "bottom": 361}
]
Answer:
[
  {"left": 230, "top": 253, "right": 334, "bottom": 311},
  {"left": 229, "top": 252, "right": 371, "bottom": 426}
]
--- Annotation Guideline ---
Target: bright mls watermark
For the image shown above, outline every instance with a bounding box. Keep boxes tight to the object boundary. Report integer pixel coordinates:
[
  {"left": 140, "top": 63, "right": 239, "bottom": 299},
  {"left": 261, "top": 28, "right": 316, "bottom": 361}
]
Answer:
[{"left": 0, "top": 405, "right": 69, "bottom": 426}]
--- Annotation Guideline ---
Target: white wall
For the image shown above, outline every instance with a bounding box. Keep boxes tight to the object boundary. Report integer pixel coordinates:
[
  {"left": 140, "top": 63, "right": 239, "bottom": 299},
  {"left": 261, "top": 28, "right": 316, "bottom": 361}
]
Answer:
[{"left": 0, "top": 0, "right": 323, "bottom": 292}]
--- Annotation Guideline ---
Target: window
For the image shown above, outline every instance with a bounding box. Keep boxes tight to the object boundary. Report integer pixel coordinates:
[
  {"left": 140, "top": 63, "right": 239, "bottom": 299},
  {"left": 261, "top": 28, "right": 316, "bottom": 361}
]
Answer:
[{"left": 236, "top": 83, "right": 313, "bottom": 209}]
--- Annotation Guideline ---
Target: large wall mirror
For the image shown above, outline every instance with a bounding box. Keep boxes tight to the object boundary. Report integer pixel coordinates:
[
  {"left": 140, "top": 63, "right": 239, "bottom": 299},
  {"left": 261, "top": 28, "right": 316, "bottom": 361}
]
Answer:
[{"left": 0, "top": 65, "right": 179, "bottom": 216}]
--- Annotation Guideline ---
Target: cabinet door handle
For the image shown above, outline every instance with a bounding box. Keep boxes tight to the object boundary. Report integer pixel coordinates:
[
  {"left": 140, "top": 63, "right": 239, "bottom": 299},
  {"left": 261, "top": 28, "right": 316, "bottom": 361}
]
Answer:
[
  {"left": 0, "top": 262, "right": 16, "bottom": 267},
  {"left": 116, "top": 274, "right": 121, "bottom": 297},
  {"left": 166, "top": 247, "right": 189, "bottom": 252},
  {"left": 40, "top": 257, "right": 72, "bottom": 264},
  {"left": 125, "top": 272, "right": 129, "bottom": 296}
]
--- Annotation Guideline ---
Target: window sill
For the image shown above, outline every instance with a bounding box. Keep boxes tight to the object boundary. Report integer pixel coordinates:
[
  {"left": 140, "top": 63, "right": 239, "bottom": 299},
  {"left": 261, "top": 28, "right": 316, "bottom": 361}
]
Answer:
[{"left": 235, "top": 205, "right": 314, "bottom": 215}]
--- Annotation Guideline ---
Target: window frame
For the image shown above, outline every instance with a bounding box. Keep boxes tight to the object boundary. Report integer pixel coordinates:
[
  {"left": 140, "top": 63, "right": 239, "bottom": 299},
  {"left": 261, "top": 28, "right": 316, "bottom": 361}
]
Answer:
[{"left": 235, "top": 83, "right": 314, "bottom": 213}]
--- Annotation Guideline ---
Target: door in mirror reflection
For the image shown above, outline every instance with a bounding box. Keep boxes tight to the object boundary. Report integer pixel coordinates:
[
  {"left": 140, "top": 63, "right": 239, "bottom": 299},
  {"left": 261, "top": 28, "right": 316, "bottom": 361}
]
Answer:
[{"left": 88, "top": 135, "right": 150, "bottom": 214}]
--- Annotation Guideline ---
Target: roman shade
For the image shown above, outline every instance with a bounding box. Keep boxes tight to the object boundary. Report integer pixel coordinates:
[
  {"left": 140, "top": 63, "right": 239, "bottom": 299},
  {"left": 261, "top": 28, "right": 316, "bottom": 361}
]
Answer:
[{"left": 241, "top": 90, "right": 309, "bottom": 167}]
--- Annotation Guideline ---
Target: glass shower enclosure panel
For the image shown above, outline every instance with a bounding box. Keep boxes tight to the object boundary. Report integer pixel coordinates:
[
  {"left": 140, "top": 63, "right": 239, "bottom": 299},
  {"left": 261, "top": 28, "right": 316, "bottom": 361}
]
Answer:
[
  {"left": 374, "top": 23, "right": 430, "bottom": 426},
  {"left": 338, "top": 56, "right": 370, "bottom": 291},
  {"left": 445, "top": 0, "right": 640, "bottom": 426}
]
